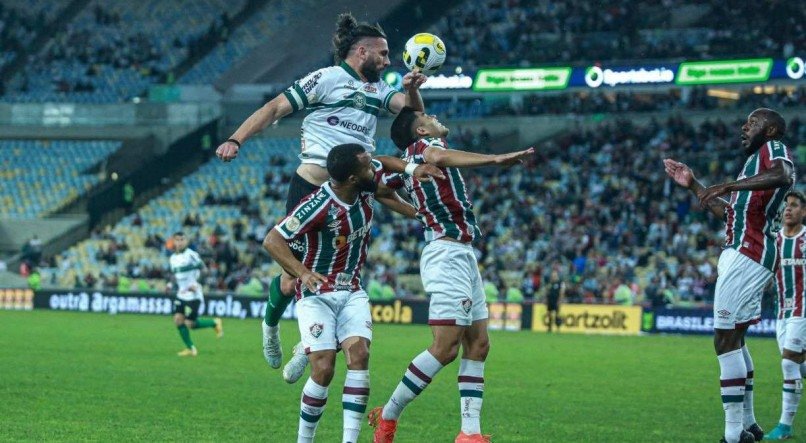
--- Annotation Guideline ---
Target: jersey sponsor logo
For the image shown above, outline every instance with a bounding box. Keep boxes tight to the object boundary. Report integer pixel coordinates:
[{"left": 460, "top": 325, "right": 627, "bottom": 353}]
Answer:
[
  {"left": 324, "top": 116, "right": 370, "bottom": 135},
  {"left": 284, "top": 216, "right": 301, "bottom": 232},
  {"left": 289, "top": 240, "right": 305, "bottom": 252},
  {"left": 332, "top": 223, "right": 371, "bottom": 249},
  {"left": 800, "top": 241, "right": 806, "bottom": 254},
  {"left": 363, "top": 84, "right": 377, "bottom": 93},
  {"left": 334, "top": 272, "right": 352, "bottom": 289},
  {"left": 327, "top": 116, "right": 339, "bottom": 125},
  {"left": 301, "top": 72, "right": 322, "bottom": 94},
  {"left": 781, "top": 258, "right": 806, "bottom": 266},
  {"left": 295, "top": 193, "right": 328, "bottom": 218},
  {"left": 309, "top": 322, "right": 324, "bottom": 338},
  {"left": 353, "top": 92, "right": 366, "bottom": 109}
]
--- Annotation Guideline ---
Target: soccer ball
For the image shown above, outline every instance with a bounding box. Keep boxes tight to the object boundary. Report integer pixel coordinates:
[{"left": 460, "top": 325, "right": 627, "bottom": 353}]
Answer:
[{"left": 402, "top": 33, "right": 446, "bottom": 75}]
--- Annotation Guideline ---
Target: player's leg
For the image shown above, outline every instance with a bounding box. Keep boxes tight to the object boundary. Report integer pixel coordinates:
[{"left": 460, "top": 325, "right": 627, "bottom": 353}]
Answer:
[
  {"left": 766, "top": 317, "right": 806, "bottom": 440},
  {"left": 296, "top": 294, "right": 338, "bottom": 443},
  {"left": 456, "top": 320, "right": 490, "bottom": 443},
  {"left": 546, "top": 304, "right": 553, "bottom": 333},
  {"left": 173, "top": 300, "right": 196, "bottom": 356}
]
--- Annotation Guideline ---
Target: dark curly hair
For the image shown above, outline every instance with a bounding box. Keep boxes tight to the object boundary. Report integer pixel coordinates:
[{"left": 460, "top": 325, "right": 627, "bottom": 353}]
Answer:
[{"left": 332, "top": 13, "right": 387, "bottom": 64}]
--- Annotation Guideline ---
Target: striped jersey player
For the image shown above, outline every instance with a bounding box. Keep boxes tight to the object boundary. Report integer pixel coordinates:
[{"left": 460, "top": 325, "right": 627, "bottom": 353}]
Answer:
[
  {"left": 767, "top": 191, "right": 806, "bottom": 440},
  {"left": 369, "top": 107, "right": 534, "bottom": 443}
]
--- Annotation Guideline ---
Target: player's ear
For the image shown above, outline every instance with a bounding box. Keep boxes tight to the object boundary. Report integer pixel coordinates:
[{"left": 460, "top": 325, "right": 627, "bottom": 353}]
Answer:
[{"left": 415, "top": 124, "right": 428, "bottom": 137}]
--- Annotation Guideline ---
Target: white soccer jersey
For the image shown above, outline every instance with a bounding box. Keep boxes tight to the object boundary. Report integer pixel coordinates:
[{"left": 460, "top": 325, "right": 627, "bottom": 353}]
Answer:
[
  {"left": 169, "top": 248, "right": 204, "bottom": 301},
  {"left": 283, "top": 62, "right": 399, "bottom": 167}
]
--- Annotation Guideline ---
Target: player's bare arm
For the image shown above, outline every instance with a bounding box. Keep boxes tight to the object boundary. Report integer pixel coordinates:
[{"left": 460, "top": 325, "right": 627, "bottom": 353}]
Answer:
[
  {"left": 389, "top": 71, "right": 427, "bottom": 113},
  {"left": 263, "top": 230, "right": 326, "bottom": 292},
  {"left": 376, "top": 183, "right": 417, "bottom": 219},
  {"left": 374, "top": 155, "right": 445, "bottom": 181},
  {"left": 697, "top": 159, "right": 794, "bottom": 207},
  {"left": 216, "top": 94, "right": 295, "bottom": 162},
  {"left": 664, "top": 158, "right": 729, "bottom": 219},
  {"left": 423, "top": 146, "right": 535, "bottom": 168}
]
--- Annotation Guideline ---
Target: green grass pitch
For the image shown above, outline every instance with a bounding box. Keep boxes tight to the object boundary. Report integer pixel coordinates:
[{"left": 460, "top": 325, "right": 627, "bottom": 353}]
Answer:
[{"left": 0, "top": 310, "right": 802, "bottom": 442}]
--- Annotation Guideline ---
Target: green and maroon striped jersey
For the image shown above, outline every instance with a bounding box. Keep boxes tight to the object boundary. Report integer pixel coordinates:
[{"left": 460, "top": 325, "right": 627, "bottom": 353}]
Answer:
[
  {"left": 275, "top": 182, "right": 374, "bottom": 299},
  {"left": 383, "top": 137, "right": 481, "bottom": 243},
  {"left": 775, "top": 227, "right": 806, "bottom": 319},
  {"left": 725, "top": 140, "right": 794, "bottom": 271}
]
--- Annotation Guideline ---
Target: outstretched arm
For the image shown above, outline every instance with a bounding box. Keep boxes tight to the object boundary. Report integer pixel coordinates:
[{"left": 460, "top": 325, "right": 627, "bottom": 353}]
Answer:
[
  {"left": 389, "top": 71, "right": 427, "bottom": 113},
  {"left": 263, "top": 230, "right": 326, "bottom": 293},
  {"left": 375, "top": 155, "right": 445, "bottom": 181},
  {"left": 663, "top": 158, "right": 728, "bottom": 219},
  {"left": 216, "top": 94, "right": 294, "bottom": 162},
  {"left": 424, "top": 147, "right": 535, "bottom": 169},
  {"left": 376, "top": 183, "right": 417, "bottom": 219}
]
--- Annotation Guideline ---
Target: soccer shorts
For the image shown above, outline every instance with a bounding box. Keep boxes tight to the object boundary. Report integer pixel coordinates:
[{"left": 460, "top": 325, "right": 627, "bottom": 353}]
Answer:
[
  {"left": 776, "top": 317, "right": 806, "bottom": 353},
  {"left": 297, "top": 290, "right": 372, "bottom": 354},
  {"left": 284, "top": 172, "right": 320, "bottom": 260},
  {"left": 420, "top": 240, "right": 488, "bottom": 326},
  {"left": 174, "top": 299, "right": 201, "bottom": 321},
  {"left": 713, "top": 248, "right": 773, "bottom": 329}
]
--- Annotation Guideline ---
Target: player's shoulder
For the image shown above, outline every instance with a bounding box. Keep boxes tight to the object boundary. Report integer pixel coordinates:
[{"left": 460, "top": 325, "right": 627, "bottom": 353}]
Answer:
[
  {"left": 421, "top": 137, "right": 447, "bottom": 149},
  {"left": 762, "top": 139, "right": 791, "bottom": 159}
]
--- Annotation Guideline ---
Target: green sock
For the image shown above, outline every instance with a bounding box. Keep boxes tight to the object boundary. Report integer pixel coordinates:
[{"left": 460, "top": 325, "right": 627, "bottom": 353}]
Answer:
[
  {"left": 194, "top": 318, "right": 216, "bottom": 329},
  {"left": 177, "top": 325, "right": 194, "bottom": 348},
  {"left": 265, "top": 275, "right": 293, "bottom": 327}
]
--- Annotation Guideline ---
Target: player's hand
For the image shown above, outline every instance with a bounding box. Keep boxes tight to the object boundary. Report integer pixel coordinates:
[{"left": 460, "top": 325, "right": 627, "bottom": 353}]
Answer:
[
  {"left": 402, "top": 69, "right": 428, "bottom": 91},
  {"left": 412, "top": 164, "right": 445, "bottom": 181},
  {"left": 697, "top": 183, "right": 731, "bottom": 209},
  {"left": 300, "top": 270, "right": 327, "bottom": 293},
  {"left": 494, "top": 147, "right": 535, "bottom": 167},
  {"left": 216, "top": 140, "right": 240, "bottom": 162},
  {"left": 663, "top": 158, "right": 695, "bottom": 188}
]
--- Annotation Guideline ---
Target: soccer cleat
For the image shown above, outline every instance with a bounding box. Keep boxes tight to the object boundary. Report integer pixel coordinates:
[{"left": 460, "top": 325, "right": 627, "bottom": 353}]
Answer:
[
  {"left": 262, "top": 321, "right": 282, "bottom": 369},
  {"left": 368, "top": 407, "right": 397, "bottom": 443},
  {"left": 282, "top": 341, "right": 309, "bottom": 384},
  {"left": 720, "top": 430, "right": 757, "bottom": 443},
  {"left": 177, "top": 347, "right": 198, "bottom": 357},
  {"left": 763, "top": 423, "right": 792, "bottom": 440},
  {"left": 746, "top": 423, "right": 764, "bottom": 441},
  {"left": 214, "top": 318, "right": 224, "bottom": 338},
  {"left": 455, "top": 432, "right": 492, "bottom": 443}
]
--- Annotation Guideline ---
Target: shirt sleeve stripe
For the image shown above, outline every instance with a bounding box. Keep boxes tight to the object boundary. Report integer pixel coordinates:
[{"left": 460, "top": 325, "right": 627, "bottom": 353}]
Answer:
[
  {"left": 383, "top": 91, "right": 398, "bottom": 112},
  {"left": 293, "top": 83, "right": 309, "bottom": 108},
  {"left": 283, "top": 90, "right": 300, "bottom": 112}
]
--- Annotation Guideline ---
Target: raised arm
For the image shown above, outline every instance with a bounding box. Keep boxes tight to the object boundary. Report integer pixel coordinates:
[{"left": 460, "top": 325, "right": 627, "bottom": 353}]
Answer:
[
  {"left": 664, "top": 158, "right": 728, "bottom": 219},
  {"left": 375, "top": 155, "right": 445, "bottom": 181},
  {"left": 216, "top": 94, "right": 295, "bottom": 162},
  {"left": 388, "top": 71, "right": 427, "bottom": 113},
  {"left": 424, "top": 146, "right": 535, "bottom": 169}
]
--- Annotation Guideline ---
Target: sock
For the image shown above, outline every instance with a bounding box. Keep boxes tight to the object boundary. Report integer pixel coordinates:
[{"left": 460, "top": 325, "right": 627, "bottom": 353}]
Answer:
[
  {"left": 193, "top": 318, "right": 216, "bottom": 329},
  {"left": 458, "top": 359, "right": 485, "bottom": 435},
  {"left": 781, "top": 358, "right": 803, "bottom": 426},
  {"left": 299, "top": 378, "right": 328, "bottom": 443},
  {"left": 342, "top": 370, "right": 369, "bottom": 443},
  {"left": 382, "top": 350, "right": 444, "bottom": 420},
  {"left": 177, "top": 324, "right": 193, "bottom": 348},
  {"left": 265, "top": 275, "right": 293, "bottom": 327},
  {"left": 719, "top": 349, "right": 747, "bottom": 442},
  {"left": 741, "top": 345, "right": 757, "bottom": 427}
]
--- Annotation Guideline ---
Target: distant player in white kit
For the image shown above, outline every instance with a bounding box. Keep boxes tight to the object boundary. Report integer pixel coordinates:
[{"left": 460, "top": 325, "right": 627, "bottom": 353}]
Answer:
[
  {"left": 766, "top": 191, "right": 806, "bottom": 440},
  {"left": 214, "top": 13, "right": 428, "bottom": 377},
  {"left": 169, "top": 231, "right": 222, "bottom": 357}
]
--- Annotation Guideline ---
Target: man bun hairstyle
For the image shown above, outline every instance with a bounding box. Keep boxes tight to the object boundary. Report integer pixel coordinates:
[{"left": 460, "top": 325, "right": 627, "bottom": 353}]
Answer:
[
  {"left": 327, "top": 143, "right": 366, "bottom": 182},
  {"left": 390, "top": 107, "right": 419, "bottom": 150},
  {"left": 332, "top": 12, "right": 387, "bottom": 63}
]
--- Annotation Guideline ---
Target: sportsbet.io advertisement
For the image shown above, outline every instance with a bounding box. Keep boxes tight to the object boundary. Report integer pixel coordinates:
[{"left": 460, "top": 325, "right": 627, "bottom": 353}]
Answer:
[{"left": 1, "top": 289, "right": 782, "bottom": 337}]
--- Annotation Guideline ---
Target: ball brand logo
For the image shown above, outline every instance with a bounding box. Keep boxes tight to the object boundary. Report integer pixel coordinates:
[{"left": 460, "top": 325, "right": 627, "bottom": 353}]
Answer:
[
  {"left": 327, "top": 116, "right": 340, "bottom": 126},
  {"left": 435, "top": 41, "right": 445, "bottom": 55},
  {"left": 309, "top": 322, "right": 324, "bottom": 338}
]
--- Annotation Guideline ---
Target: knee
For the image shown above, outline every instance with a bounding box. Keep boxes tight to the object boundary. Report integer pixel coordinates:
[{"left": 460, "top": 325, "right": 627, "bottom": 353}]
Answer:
[
  {"left": 430, "top": 340, "right": 461, "bottom": 365},
  {"left": 346, "top": 343, "right": 370, "bottom": 369},
  {"left": 713, "top": 331, "right": 742, "bottom": 355},
  {"left": 310, "top": 359, "right": 335, "bottom": 386},
  {"left": 280, "top": 275, "right": 296, "bottom": 296},
  {"left": 173, "top": 316, "right": 184, "bottom": 327},
  {"left": 186, "top": 320, "right": 197, "bottom": 329},
  {"left": 468, "top": 336, "right": 490, "bottom": 361}
]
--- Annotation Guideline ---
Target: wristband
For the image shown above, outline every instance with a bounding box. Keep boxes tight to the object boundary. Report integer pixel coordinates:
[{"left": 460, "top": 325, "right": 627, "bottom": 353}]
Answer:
[
  {"left": 404, "top": 163, "right": 418, "bottom": 176},
  {"left": 226, "top": 138, "right": 242, "bottom": 148}
]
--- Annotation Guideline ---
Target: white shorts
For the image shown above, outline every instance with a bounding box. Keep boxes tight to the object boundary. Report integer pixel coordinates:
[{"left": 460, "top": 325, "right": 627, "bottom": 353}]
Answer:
[
  {"left": 420, "top": 240, "right": 488, "bottom": 326},
  {"left": 776, "top": 316, "right": 806, "bottom": 353},
  {"left": 713, "top": 248, "right": 773, "bottom": 329},
  {"left": 297, "top": 290, "right": 372, "bottom": 354}
]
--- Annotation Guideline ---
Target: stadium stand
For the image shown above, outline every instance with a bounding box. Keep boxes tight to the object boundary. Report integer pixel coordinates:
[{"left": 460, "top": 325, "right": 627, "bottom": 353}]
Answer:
[
  {"left": 0, "top": 1, "right": 70, "bottom": 70},
  {"left": 0, "top": 140, "right": 121, "bottom": 218}
]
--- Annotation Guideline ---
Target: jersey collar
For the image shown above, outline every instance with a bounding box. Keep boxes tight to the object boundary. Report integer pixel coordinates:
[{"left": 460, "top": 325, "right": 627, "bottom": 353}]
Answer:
[
  {"left": 782, "top": 225, "right": 806, "bottom": 239},
  {"left": 322, "top": 181, "right": 355, "bottom": 208},
  {"left": 340, "top": 61, "right": 363, "bottom": 82}
]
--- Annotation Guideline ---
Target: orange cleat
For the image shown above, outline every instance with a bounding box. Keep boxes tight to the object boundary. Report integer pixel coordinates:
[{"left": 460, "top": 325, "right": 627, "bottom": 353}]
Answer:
[
  {"left": 368, "top": 407, "right": 397, "bottom": 443},
  {"left": 455, "top": 432, "right": 491, "bottom": 443}
]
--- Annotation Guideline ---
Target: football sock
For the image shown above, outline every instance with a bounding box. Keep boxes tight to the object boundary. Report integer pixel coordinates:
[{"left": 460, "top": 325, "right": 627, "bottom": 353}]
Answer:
[
  {"left": 382, "top": 350, "right": 443, "bottom": 420},
  {"left": 265, "top": 275, "right": 293, "bottom": 327},
  {"left": 458, "top": 359, "right": 485, "bottom": 435},
  {"left": 781, "top": 358, "right": 803, "bottom": 426},
  {"left": 177, "top": 324, "right": 193, "bottom": 348},
  {"left": 299, "top": 377, "right": 328, "bottom": 443},
  {"left": 193, "top": 318, "right": 216, "bottom": 329},
  {"left": 342, "top": 370, "right": 369, "bottom": 443},
  {"left": 719, "top": 349, "right": 747, "bottom": 442},
  {"left": 741, "top": 345, "right": 757, "bottom": 427}
]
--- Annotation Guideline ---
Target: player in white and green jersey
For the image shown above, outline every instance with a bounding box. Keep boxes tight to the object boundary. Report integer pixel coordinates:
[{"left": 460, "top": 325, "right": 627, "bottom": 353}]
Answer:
[
  {"left": 215, "top": 13, "right": 428, "bottom": 371},
  {"left": 169, "top": 231, "right": 222, "bottom": 357}
]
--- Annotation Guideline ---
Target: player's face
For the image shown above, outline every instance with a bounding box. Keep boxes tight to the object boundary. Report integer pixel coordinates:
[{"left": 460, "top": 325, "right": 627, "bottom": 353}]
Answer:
[
  {"left": 351, "top": 152, "right": 378, "bottom": 193},
  {"left": 415, "top": 112, "right": 449, "bottom": 138},
  {"left": 783, "top": 196, "right": 805, "bottom": 228},
  {"left": 173, "top": 235, "right": 188, "bottom": 252},
  {"left": 741, "top": 110, "right": 771, "bottom": 153},
  {"left": 358, "top": 37, "right": 390, "bottom": 83}
]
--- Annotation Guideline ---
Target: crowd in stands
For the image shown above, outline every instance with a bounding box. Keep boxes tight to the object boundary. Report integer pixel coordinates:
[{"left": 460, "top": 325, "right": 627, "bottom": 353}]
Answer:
[{"left": 430, "top": 0, "right": 804, "bottom": 70}]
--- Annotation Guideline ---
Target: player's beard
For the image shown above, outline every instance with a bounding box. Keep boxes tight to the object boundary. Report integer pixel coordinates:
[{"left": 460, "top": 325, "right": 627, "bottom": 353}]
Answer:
[
  {"left": 357, "top": 177, "right": 378, "bottom": 193},
  {"left": 360, "top": 59, "right": 382, "bottom": 83}
]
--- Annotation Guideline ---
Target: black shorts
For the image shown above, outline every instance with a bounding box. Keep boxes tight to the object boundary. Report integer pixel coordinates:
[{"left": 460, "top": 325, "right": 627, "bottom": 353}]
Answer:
[
  {"left": 547, "top": 298, "right": 560, "bottom": 312},
  {"left": 174, "top": 299, "right": 201, "bottom": 320},
  {"left": 284, "top": 172, "right": 320, "bottom": 260}
]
